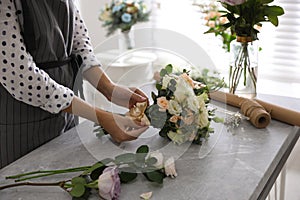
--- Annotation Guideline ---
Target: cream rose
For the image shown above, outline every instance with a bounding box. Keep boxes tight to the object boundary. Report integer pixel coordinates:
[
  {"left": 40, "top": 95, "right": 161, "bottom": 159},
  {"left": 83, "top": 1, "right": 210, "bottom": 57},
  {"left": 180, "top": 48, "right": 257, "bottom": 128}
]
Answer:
[
  {"left": 187, "top": 96, "right": 199, "bottom": 112},
  {"left": 168, "top": 100, "right": 182, "bottom": 115},
  {"left": 174, "top": 77, "right": 194, "bottom": 103}
]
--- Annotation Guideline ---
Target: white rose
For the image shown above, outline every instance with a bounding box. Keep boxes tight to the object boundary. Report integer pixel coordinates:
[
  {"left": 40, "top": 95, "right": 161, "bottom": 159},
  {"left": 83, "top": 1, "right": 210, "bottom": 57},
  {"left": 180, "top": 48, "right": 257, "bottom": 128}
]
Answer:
[
  {"left": 174, "top": 77, "right": 194, "bottom": 103},
  {"left": 168, "top": 100, "right": 182, "bottom": 115},
  {"left": 187, "top": 96, "right": 199, "bottom": 112}
]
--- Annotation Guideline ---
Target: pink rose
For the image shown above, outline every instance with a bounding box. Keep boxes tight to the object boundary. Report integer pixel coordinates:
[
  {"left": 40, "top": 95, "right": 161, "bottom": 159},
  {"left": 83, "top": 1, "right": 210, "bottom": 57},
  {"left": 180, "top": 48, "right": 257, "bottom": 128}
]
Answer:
[
  {"left": 98, "top": 167, "right": 121, "bottom": 200},
  {"left": 220, "top": 0, "right": 246, "bottom": 6}
]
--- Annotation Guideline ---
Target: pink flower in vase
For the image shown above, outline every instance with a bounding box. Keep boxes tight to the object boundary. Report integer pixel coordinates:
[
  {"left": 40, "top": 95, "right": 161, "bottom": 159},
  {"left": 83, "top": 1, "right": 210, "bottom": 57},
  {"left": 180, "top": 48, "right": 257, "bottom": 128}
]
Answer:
[{"left": 220, "top": 0, "right": 246, "bottom": 6}]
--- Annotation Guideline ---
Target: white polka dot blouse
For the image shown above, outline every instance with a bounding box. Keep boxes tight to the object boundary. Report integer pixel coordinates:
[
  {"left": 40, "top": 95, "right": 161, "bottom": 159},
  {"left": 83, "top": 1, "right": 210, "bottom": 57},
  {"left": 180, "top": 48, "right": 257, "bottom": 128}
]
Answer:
[{"left": 0, "top": 0, "right": 100, "bottom": 114}]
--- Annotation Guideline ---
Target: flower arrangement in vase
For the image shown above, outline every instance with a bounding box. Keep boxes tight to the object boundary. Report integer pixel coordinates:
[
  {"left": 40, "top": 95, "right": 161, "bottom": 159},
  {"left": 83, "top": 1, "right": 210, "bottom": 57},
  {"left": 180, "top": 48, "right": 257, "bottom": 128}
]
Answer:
[
  {"left": 207, "top": 0, "right": 284, "bottom": 97},
  {"left": 99, "top": 0, "right": 151, "bottom": 51}
]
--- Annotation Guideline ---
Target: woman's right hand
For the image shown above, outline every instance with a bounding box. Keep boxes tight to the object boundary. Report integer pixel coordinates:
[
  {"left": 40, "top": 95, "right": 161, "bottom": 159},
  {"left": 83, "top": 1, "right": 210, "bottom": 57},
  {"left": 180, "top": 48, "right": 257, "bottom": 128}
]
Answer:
[{"left": 97, "top": 111, "right": 149, "bottom": 143}]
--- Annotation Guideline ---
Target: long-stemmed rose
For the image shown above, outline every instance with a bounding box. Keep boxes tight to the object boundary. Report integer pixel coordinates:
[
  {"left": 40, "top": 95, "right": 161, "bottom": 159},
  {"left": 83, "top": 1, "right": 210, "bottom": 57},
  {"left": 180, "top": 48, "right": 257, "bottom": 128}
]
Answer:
[{"left": 0, "top": 145, "right": 174, "bottom": 199}]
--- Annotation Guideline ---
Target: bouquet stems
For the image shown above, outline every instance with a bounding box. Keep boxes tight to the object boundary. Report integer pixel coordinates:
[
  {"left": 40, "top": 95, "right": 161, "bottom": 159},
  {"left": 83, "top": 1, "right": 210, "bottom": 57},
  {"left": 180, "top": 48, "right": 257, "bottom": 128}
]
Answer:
[
  {"left": 229, "top": 40, "right": 257, "bottom": 96},
  {"left": 0, "top": 181, "right": 66, "bottom": 190},
  {"left": 5, "top": 166, "right": 91, "bottom": 182}
]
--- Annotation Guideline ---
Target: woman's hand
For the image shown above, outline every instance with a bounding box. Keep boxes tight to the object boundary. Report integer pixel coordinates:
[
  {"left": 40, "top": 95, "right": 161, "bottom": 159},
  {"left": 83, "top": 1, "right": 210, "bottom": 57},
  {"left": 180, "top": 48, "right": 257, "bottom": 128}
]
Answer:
[
  {"left": 97, "top": 110, "right": 149, "bottom": 143},
  {"left": 83, "top": 67, "right": 148, "bottom": 109},
  {"left": 109, "top": 85, "right": 149, "bottom": 109}
]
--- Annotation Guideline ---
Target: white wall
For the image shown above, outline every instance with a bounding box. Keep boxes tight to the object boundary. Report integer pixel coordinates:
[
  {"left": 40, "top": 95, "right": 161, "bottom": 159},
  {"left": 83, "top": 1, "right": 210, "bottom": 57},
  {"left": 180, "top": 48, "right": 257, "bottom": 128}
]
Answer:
[{"left": 78, "top": 0, "right": 108, "bottom": 52}]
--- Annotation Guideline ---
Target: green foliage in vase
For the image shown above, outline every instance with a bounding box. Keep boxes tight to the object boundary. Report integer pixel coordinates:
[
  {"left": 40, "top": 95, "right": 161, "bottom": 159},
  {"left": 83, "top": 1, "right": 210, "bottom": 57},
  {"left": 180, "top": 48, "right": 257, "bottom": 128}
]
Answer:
[{"left": 220, "top": 0, "right": 284, "bottom": 40}]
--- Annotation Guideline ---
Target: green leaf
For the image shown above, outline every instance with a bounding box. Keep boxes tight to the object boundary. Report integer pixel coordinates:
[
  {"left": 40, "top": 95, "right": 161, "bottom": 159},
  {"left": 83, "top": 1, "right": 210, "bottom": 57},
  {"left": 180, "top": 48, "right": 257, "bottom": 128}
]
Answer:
[
  {"left": 261, "top": 0, "right": 274, "bottom": 4},
  {"left": 146, "top": 157, "right": 158, "bottom": 166},
  {"left": 160, "top": 69, "right": 167, "bottom": 77},
  {"left": 100, "top": 158, "right": 115, "bottom": 165},
  {"left": 268, "top": 15, "right": 279, "bottom": 26},
  {"left": 71, "top": 177, "right": 86, "bottom": 185},
  {"left": 135, "top": 145, "right": 149, "bottom": 165},
  {"left": 147, "top": 105, "right": 167, "bottom": 129},
  {"left": 119, "top": 170, "right": 138, "bottom": 183},
  {"left": 264, "top": 6, "right": 285, "bottom": 17},
  {"left": 90, "top": 165, "right": 107, "bottom": 181},
  {"left": 136, "top": 145, "right": 149, "bottom": 154},
  {"left": 144, "top": 170, "right": 164, "bottom": 184},
  {"left": 155, "top": 84, "right": 162, "bottom": 92},
  {"left": 82, "top": 162, "right": 104, "bottom": 175},
  {"left": 115, "top": 153, "right": 136, "bottom": 164},
  {"left": 165, "top": 64, "right": 173, "bottom": 74},
  {"left": 70, "top": 184, "right": 86, "bottom": 198},
  {"left": 72, "top": 188, "right": 91, "bottom": 200}
]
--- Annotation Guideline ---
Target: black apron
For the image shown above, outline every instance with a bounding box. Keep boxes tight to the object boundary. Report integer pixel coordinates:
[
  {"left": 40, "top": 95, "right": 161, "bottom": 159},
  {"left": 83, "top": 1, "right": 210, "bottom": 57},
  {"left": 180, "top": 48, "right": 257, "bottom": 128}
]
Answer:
[{"left": 0, "top": 0, "right": 81, "bottom": 169}]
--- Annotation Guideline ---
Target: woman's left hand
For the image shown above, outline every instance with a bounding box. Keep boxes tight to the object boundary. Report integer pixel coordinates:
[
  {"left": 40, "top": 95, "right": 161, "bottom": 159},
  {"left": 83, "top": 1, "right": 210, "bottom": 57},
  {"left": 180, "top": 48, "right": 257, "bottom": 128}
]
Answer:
[{"left": 109, "top": 85, "right": 149, "bottom": 108}]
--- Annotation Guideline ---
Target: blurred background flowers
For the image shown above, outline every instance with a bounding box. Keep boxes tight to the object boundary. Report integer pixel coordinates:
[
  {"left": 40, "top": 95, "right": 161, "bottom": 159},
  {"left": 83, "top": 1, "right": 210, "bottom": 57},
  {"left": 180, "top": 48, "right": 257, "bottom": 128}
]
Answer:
[
  {"left": 197, "top": 1, "right": 236, "bottom": 52},
  {"left": 99, "top": 0, "right": 151, "bottom": 36}
]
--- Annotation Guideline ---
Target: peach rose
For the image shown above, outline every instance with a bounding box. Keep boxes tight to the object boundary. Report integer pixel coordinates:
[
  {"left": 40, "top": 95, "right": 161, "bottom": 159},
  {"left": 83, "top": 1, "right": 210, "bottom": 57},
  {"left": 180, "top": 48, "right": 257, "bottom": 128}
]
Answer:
[
  {"left": 169, "top": 115, "right": 180, "bottom": 123},
  {"left": 157, "top": 97, "right": 169, "bottom": 111}
]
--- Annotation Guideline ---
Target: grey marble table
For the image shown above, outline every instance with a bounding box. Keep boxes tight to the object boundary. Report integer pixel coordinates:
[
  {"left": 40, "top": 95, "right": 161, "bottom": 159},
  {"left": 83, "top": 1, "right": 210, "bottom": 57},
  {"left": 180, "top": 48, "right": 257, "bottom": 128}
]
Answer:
[{"left": 0, "top": 94, "right": 299, "bottom": 200}]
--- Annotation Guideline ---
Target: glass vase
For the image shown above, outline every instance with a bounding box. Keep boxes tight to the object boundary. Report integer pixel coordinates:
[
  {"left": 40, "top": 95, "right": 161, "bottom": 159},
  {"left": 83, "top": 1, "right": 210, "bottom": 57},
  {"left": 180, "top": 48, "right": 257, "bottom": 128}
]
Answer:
[
  {"left": 229, "top": 36, "right": 258, "bottom": 98},
  {"left": 118, "top": 29, "right": 135, "bottom": 53}
]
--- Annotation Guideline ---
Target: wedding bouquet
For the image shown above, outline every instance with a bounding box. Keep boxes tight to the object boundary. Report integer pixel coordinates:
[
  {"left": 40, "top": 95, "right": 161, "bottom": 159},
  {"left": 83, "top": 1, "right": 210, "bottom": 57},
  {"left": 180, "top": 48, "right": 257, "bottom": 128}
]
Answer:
[
  {"left": 145, "top": 65, "right": 220, "bottom": 145},
  {"left": 94, "top": 65, "right": 223, "bottom": 145},
  {"left": 99, "top": 0, "right": 151, "bottom": 36}
]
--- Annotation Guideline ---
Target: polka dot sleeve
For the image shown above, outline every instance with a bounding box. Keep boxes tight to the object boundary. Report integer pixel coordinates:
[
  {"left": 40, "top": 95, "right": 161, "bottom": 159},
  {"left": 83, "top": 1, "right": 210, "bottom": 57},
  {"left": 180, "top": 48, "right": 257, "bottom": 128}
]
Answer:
[
  {"left": 72, "top": 6, "right": 101, "bottom": 72},
  {"left": 0, "top": 0, "right": 74, "bottom": 114}
]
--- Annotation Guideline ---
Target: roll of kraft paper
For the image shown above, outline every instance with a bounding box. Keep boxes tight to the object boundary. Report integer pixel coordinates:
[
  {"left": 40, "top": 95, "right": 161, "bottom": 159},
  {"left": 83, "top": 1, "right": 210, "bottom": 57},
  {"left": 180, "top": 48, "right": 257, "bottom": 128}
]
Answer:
[
  {"left": 209, "top": 91, "right": 271, "bottom": 128},
  {"left": 209, "top": 90, "right": 300, "bottom": 128},
  {"left": 255, "top": 99, "right": 300, "bottom": 127}
]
